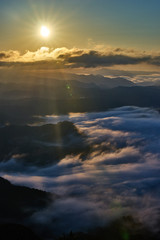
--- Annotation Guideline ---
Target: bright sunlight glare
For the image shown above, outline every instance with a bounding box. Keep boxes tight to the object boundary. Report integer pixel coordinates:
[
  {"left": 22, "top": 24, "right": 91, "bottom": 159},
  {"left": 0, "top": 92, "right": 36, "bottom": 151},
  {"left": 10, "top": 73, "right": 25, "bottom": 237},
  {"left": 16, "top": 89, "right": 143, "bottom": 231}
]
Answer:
[{"left": 40, "top": 26, "right": 50, "bottom": 38}]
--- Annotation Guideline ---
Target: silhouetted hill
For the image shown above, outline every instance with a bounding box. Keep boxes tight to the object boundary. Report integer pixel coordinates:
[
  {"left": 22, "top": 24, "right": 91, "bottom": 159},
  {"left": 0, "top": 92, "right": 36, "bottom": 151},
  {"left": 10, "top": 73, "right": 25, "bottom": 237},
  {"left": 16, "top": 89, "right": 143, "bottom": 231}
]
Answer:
[
  {"left": 1, "top": 86, "right": 160, "bottom": 125},
  {"left": 0, "top": 74, "right": 135, "bottom": 101},
  {"left": 75, "top": 74, "right": 135, "bottom": 88},
  {"left": 0, "top": 177, "right": 53, "bottom": 221},
  {"left": 0, "top": 121, "right": 87, "bottom": 166}
]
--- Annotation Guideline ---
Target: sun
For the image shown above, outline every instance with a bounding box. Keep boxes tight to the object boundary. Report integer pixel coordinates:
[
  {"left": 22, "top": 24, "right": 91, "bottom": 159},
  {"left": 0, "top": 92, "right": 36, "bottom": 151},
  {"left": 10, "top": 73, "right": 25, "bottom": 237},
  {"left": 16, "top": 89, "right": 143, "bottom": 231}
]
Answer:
[{"left": 40, "top": 26, "right": 50, "bottom": 38}]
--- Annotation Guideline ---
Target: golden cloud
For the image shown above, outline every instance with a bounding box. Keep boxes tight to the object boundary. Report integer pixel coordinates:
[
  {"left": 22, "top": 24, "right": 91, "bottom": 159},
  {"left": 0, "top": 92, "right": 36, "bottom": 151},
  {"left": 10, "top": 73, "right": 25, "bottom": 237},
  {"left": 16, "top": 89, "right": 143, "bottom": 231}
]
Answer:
[{"left": 0, "top": 46, "right": 160, "bottom": 69}]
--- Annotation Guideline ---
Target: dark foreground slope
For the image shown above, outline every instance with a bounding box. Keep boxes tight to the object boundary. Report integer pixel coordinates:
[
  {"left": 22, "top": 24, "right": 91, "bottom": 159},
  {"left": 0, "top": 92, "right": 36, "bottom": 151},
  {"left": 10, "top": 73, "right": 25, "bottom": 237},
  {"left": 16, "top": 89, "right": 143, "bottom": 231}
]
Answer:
[
  {"left": 0, "top": 177, "right": 53, "bottom": 222},
  {"left": 58, "top": 216, "right": 160, "bottom": 240},
  {"left": 0, "top": 224, "right": 42, "bottom": 240},
  {"left": 0, "top": 177, "right": 53, "bottom": 239}
]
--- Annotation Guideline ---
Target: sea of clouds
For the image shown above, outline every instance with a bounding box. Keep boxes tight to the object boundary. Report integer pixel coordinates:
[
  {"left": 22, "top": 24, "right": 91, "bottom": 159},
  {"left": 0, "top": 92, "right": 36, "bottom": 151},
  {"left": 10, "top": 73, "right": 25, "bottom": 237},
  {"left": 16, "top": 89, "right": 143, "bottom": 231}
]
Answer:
[{"left": 1, "top": 106, "right": 160, "bottom": 235}]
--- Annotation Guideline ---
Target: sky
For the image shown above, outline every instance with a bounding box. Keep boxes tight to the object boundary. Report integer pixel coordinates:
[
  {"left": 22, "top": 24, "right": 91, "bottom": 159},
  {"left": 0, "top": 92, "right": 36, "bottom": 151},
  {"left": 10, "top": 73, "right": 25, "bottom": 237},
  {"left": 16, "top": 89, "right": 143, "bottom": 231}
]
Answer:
[
  {"left": 0, "top": 0, "right": 160, "bottom": 76},
  {"left": 1, "top": 0, "right": 160, "bottom": 51}
]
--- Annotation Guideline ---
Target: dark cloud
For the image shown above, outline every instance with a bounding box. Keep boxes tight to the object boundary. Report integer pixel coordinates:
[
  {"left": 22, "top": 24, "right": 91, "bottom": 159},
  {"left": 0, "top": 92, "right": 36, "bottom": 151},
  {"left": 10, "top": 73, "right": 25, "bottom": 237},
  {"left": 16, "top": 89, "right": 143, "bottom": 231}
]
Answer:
[
  {"left": 66, "top": 52, "right": 150, "bottom": 68},
  {"left": 149, "top": 56, "right": 160, "bottom": 66},
  {"left": 0, "top": 50, "right": 19, "bottom": 60},
  {"left": 0, "top": 53, "right": 7, "bottom": 59}
]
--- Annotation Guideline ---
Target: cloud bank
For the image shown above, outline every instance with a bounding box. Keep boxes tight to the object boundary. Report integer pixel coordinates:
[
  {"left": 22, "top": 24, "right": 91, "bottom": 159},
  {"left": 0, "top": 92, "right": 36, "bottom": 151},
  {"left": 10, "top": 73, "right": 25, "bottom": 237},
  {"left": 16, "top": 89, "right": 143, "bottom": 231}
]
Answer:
[{"left": 1, "top": 47, "right": 160, "bottom": 69}]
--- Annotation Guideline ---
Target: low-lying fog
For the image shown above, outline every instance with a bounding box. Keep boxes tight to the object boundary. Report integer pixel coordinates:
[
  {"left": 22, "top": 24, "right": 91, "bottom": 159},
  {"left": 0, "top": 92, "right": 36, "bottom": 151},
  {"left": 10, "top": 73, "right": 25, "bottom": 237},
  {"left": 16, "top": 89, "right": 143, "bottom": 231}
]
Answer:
[{"left": 1, "top": 106, "right": 160, "bottom": 235}]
